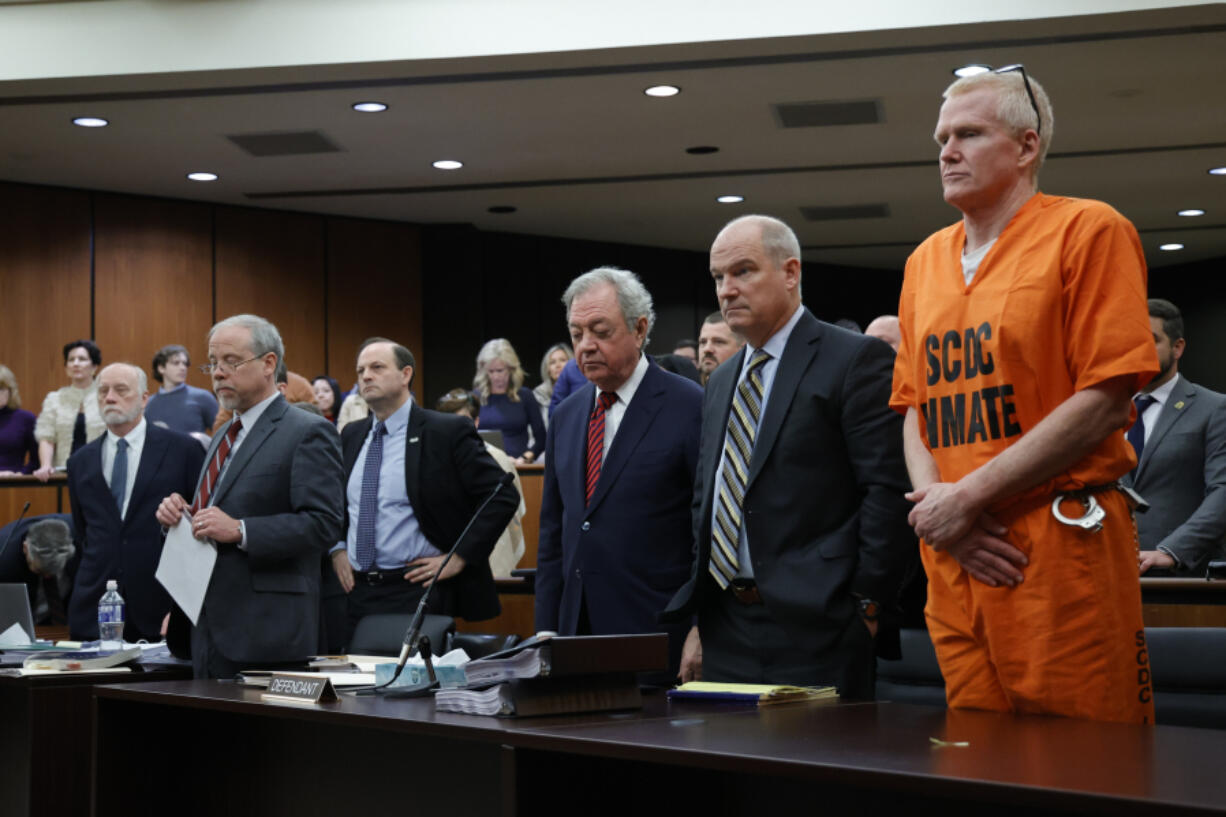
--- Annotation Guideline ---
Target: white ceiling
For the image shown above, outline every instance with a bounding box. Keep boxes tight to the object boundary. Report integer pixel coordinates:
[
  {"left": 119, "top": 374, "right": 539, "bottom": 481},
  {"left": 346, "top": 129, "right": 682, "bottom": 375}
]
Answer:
[{"left": 0, "top": 4, "right": 1223, "bottom": 271}]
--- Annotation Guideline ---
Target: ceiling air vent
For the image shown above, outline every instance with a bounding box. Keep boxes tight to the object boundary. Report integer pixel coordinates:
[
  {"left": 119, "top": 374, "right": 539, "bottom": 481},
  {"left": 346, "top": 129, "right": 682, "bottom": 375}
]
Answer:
[
  {"left": 226, "top": 131, "right": 341, "bottom": 157},
  {"left": 774, "top": 100, "right": 882, "bottom": 128},
  {"left": 800, "top": 203, "right": 891, "bottom": 221}
]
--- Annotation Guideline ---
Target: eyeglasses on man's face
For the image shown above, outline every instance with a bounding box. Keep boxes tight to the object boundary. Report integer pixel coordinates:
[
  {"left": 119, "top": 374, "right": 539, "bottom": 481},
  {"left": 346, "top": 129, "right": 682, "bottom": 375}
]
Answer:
[{"left": 199, "top": 356, "right": 261, "bottom": 375}]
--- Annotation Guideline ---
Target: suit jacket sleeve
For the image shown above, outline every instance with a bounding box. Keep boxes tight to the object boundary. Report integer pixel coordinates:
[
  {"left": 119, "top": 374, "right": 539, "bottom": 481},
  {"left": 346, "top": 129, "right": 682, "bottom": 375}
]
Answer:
[
  {"left": 534, "top": 406, "right": 564, "bottom": 632},
  {"left": 1159, "top": 394, "right": 1226, "bottom": 573},
  {"left": 842, "top": 340, "right": 916, "bottom": 603},
  {"left": 242, "top": 419, "right": 345, "bottom": 563},
  {"left": 522, "top": 387, "right": 548, "bottom": 458},
  {"left": 448, "top": 418, "right": 519, "bottom": 565}
]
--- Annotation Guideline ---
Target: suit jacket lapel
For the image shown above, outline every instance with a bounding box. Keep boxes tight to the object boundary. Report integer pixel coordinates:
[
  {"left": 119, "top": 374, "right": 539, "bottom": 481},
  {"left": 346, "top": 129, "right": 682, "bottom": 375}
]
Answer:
[
  {"left": 562, "top": 384, "right": 595, "bottom": 513},
  {"left": 587, "top": 365, "right": 666, "bottom": 515},
  {"left": 211, "top": 397, "right": 285, "bottom": 506},
  {"left": 697, "top": 350, "right": 743, "bottom": 539},
  {"left": 746, "top": 310, "right": 821, "bottom": 490},
  {"left": 1138, "top": 378, "right": 1196, "bottom": 479},
  {"left": 126, "top": 427, "right": 167, "bottom": 522},
  {"left": 83, "top": 440, "right": 123, "bottom": 526},
  {"left": 404, "top": 408, "right": 425, "bottom": 513}
]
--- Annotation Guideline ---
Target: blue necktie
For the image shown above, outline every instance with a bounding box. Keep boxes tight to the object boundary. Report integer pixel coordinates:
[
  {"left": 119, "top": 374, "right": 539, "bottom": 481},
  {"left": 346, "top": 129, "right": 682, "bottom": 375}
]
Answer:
[
  {"left": 1127, "top": 395, "right": 1156, "bottom": 464},
  {"left": 110, "top": 438, "right": 128, "bottom": 515},
  {"left": 354, "top": 421, "right": 387, "bottom": 571}
]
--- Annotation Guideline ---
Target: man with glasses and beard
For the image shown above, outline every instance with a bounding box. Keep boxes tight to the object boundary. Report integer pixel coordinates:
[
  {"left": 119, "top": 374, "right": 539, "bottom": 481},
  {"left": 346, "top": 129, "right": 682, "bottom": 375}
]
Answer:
[
  {"left": 66, "top": 363, "right": 204, "bottom": 642},
  {"left": 891, "top": 66, "right": 1159, "bottom": 722}
]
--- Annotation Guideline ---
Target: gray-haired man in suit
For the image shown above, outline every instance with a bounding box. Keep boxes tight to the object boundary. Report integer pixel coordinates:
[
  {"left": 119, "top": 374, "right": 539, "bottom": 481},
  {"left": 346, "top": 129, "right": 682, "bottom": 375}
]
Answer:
[
  {"left": 156, "top": 314, "right": 344, "bottom": 678},
  {"left": 1127, "top": 298, "right": 1226, "bottom": 576}
]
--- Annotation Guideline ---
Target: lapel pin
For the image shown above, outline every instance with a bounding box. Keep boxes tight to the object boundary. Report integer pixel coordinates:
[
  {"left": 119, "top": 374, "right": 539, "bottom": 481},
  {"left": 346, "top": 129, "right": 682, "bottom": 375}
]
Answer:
[
  {"left": 1175, "top": 401, "right": 1185, "bottom": 410},
  {"left": 409, "top": 437, "right": 420, "bottom": 444}
]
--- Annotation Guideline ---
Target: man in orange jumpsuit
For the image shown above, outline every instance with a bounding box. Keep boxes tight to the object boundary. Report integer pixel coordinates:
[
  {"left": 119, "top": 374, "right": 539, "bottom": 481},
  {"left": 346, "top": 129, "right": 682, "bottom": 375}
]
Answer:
[{"left": 891, "top": 66, "right": 1159, "bottom": 723}]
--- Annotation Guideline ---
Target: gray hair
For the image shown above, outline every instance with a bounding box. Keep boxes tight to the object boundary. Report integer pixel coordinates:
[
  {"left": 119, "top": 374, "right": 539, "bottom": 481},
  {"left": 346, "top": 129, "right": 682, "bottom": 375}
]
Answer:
[
  {"left": 99, "top": 362, "right": 147, "bottom": 394},
  {"left": 208, "top": 314, "right": 284, "bottom": 364},
  {"left": 720, "top": 215, "right": 802, "bottom": 268},
  {"left": 25, "top": 519, "right": 74, "bottom": 575},
  {"left": 944, "top": 69, "right": 1054, "bottom": 178},
  {"left": 562, "top": 266, "right": 656, "bottom": 346}
]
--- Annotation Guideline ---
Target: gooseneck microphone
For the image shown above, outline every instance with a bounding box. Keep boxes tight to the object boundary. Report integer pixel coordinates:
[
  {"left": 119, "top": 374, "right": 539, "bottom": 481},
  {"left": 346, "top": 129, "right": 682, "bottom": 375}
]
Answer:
[
  {"left": 372, "top": 471, "right": 514, "bottom": 695},
  {"left": 0, "top": 501, "right": 32, "bottom": 564}
]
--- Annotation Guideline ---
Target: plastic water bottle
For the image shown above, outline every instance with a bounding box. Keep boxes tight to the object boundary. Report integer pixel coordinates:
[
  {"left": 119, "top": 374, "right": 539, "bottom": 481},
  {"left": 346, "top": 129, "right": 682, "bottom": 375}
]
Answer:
[{"left": 98, "top": 580, "right": 125, "bottom": 650}]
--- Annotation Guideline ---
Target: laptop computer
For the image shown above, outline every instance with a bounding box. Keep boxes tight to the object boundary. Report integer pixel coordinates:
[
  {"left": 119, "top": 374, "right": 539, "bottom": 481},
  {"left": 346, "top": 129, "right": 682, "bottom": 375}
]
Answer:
[{"left": 0, "top": 583, "right": 37, "bottom": 646}]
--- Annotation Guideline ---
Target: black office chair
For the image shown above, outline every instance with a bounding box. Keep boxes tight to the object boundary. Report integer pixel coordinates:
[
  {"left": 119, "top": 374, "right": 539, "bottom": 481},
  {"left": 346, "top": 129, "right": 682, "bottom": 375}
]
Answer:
[
  {"left": 875, "top": 628, "right": 946, "bottom": 707},
  {"left": 348, "top": 613, "right": 455, "bottom": 657}
]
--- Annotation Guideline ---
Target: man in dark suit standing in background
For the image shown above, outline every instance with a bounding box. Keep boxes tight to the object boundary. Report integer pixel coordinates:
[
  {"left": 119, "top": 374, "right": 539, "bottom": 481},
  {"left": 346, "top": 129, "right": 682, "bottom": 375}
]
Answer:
[
  {"left": 1128, "top": 298, "right": 1226, "bottom": 576},
  {"left": 536, "top": 267, "right": 703, "bottom": 675},
  {"left": 330, "top": 338, "right": 518, "bottom": 647},
  {"left": 664, "top": 215, "right": 913, "bottom": 698},
  {"left": 157, "top": 314, "right": 344, "bottom": 678},
  {"left": 67, "top": 363, "right": 204, "bottom": 642}
]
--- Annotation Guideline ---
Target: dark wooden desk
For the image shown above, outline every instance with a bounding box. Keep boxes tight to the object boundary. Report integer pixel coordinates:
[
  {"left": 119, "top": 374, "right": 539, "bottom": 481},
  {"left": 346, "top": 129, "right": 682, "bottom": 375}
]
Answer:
[
  {"left": 1141, "top": 577, "right": 1226, "bottom": 626},
  {"left": 93, "top": 681, "right": 1226, "bottom": 817},
  {"left": 0, "top": 663, "right": 191, "bottom": 817}
]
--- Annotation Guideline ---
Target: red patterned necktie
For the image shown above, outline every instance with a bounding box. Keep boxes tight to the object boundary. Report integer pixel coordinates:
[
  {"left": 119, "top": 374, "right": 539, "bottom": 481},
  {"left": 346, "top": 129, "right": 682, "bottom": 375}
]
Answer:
[
  {"left": 585, "top": 392, "right": 618, "bottom": 506},
  {"left": 191, "top": 418, "right": 242, "bottom": 514}
]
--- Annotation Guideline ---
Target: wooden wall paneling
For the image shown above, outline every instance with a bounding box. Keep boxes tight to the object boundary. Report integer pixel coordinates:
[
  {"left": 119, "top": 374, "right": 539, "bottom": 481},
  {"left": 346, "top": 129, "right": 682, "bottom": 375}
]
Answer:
[
  {"left": 0, "top": 183, "right": 92, "bottom": 434},
  {"left": 92, "top": 194, "right": 214, "bottom": 388},
  {"left": 325, "top": 217, "right": 423, "bottom": 400},
  {"left": 214, "top": 207, "right": 326, "bottom": 379}
]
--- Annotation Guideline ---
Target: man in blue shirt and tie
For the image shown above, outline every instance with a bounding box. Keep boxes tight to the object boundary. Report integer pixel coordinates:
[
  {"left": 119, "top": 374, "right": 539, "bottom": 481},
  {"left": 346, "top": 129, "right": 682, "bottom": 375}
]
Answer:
[{"left": 330, "top": 338, "right": 518, "bottom": 648}]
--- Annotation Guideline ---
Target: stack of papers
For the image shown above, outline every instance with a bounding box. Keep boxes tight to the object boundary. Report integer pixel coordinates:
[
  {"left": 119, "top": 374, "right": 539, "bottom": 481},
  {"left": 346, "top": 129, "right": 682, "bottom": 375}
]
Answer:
[{"left": 667, "top": 682, "right": 838, "bottom": 705}]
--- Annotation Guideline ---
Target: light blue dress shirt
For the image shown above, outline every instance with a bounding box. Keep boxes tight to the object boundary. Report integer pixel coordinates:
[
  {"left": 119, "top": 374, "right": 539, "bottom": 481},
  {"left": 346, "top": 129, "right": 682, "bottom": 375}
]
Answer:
[{"left": 334, "top": 400, "right": 440, "bottom": 570}]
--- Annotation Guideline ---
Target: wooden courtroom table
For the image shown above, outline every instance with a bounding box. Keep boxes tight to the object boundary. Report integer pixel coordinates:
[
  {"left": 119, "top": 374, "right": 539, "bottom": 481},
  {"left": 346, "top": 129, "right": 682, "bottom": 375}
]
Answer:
[
  {"left": 0, "top": 473, "right": 68, "bottom": 520},
  {"left": 93, "top": 680, "right": 1226, "bottom": 817},
  {"left": 1141, "top": 577, "right": 1226, "bottom": 627},
  {"left": 1, "top": 662, "right": 191, "bottom": 817}
]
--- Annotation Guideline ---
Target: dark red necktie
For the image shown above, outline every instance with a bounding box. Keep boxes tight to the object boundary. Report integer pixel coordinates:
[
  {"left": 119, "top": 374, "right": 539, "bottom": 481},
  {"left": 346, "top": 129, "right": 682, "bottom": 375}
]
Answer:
[
  {"left": 585, "top": 392, "right": 617, "bottom": 506},
  {"left": 191, "top": 419, "right": 242, "bottom": 514}
]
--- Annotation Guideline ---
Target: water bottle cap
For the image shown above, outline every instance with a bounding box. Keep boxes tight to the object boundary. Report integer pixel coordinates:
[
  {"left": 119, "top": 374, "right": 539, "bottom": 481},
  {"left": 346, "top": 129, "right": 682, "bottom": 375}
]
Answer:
[{"left": 106, "top": 579, "right": 118, "bottom": 590}]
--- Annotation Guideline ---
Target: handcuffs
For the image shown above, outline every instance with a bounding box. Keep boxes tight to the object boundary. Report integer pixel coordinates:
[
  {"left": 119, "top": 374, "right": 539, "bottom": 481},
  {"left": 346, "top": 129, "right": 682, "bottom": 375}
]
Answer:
[{"left": 1051, "top": 484, "right": 1148, "bottom": 532}]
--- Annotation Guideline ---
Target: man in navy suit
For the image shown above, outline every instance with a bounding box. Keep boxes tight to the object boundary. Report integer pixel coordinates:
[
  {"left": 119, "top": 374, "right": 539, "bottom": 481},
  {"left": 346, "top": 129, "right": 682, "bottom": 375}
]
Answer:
[
  {"left": 535, "top": 267, "right": 703, "bottom": 675},
  {"left": 66, "top": 363, "right": 204, "bottom": 642}
]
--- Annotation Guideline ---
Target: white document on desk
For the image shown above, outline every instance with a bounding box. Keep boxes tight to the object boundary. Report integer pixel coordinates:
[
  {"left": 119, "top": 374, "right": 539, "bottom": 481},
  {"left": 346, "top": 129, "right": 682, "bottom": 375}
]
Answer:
[{"left": 155, "top": 515, "right": 216, "bottom": 626}]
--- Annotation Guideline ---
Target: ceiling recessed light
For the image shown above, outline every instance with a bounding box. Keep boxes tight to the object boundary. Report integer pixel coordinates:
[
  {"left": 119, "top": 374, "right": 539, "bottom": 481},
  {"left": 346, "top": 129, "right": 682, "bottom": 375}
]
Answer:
[
  {"left": 686, "top": 146, "right": 720, "bottom": 155},
  {"left": 72, "top": 116, "right": 109, "bottom": 128},
  {"left": 644, "top": 85, "right": 681, "bottom": 98},
  {"left": 1159, "top": 243, "right": 1185, "bottom": 251},
  {"left": 953, "top": 64, "right": 991, "bottom": 78},
  {"left": 488, "top": 205, "right": 517, "bottom": 214},
  {"left": 1209, "top": 167, "right": 1226, "bottom": 176},
  {"left": 186, "top": 172, "right": 218, "bottom": 182},
  {"left": 351, "top": 101, "right": 388, "bottom": 113},
  {"left": 717, "top": 195, "right": 744, "bottom": 204},
  {"left": 1177, "top": 209, "right": 1206, "bottom": 217},
  {"left": 432, "top": 159, "right": 463, "bottom": 170}
]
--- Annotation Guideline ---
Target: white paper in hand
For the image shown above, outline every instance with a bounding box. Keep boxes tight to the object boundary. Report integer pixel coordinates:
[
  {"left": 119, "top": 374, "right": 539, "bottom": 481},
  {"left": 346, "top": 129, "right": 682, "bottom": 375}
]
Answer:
[{"left": 154, "top": 514, "right": 216, "bottom": 625}]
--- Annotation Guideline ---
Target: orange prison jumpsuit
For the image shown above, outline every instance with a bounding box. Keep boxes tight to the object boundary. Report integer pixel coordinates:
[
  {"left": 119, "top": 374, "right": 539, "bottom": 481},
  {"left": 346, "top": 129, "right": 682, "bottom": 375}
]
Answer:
[{"left": 890, "top": 193, "right": 1159, "bottom": 724}]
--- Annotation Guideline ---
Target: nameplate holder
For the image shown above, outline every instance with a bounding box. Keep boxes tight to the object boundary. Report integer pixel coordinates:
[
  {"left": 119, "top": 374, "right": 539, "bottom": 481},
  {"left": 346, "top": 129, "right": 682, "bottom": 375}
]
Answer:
[{"left": 261, "top": 673, "right": 339, "bottom": 705}]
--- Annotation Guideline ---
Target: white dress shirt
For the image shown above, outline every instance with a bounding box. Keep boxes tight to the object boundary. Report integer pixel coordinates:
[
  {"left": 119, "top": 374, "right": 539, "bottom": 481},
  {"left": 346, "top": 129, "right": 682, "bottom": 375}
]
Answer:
[
  {"left": 593, "top": 353, "right": 650, "bottom": 459},
  {"left": 101, "top": 417, "right": 147, "bottom": 519}
]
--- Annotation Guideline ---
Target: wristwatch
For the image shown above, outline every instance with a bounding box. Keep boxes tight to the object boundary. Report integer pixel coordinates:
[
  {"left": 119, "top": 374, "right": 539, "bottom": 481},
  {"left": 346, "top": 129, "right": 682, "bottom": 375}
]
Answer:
[{"left": 856, "top": 597, "right": 881, "bottom": 622}]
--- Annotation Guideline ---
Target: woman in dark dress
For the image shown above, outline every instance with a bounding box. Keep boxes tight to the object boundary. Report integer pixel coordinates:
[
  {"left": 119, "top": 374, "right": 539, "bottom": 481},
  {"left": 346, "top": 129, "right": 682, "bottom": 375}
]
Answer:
[
  {"left": 473, "top": 339, "right": 546, "bottom": 465},
  {"left": 0, "top": 365, "right": 38, "bottom": 475}
]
